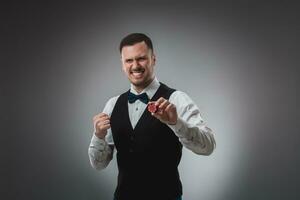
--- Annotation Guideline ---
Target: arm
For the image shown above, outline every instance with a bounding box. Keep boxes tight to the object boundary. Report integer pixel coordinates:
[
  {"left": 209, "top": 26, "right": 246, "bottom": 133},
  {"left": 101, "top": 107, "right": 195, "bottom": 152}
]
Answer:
[
  {"left": 88, "top": 96, "right": 118, "bottom": 170},
  {"left": 88, "top": 133, "right": 114, "bottom": 170},
  {"left": 168, "top": 91, "right": 216, "bottom": 155}
]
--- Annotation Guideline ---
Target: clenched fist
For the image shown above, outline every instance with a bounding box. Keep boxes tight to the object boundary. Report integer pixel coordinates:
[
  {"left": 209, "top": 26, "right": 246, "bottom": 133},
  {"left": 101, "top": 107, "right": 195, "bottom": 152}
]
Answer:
[{"left": 93, "top": 113, "right": 111, "bottom": 139}]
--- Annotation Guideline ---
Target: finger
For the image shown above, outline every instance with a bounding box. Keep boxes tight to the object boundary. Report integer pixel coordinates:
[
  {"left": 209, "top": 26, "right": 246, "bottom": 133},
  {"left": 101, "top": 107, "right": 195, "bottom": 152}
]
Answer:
[
  {"left": 93, "top": 114, "right": 109, "bottom": 122},
  {"left": 151, "top": 112, "right": 162, "bottom": 120},
  {"left": 158, "top": 100, "right": 170, "bottom": 110},
  {"left": 94, "top": 119, "right": 102, "bottom": 128},
  {"left": 93, "top": 114, "right": 102, "bottom": 121},
  {"left": 165, "top": 103, "right": 174, "bottom": 112},
  {"left": 94, "top": 117, "right": 102, "bottom": 124},
  {"left": 147, "top": 101, "right": 155, "bottom": 107},
  {"left": 94, "top": 120, "right": 105, "bottom": 130},
  {"left": 156, "top": 107, "right": 164, "bottom": 115},
  {"left": 94, "top": 113, "right": 109, "bottom": 119},
  {"left": 94, "top": 113, "right": 105, "bottom": 118},
  {"left": 155, "top": 97, "right": 166, "bottom": 106},
  {"left": 98, "top": 119, "right": 110, "bottom": 125},
  {"left": 99, "top": 115, "right": 110, "bottom": 121},
  {"left": 95, "top": 119, "right": 110, "bottom": 127},
  {"left": 99, "top": 113, "right": 110, "bottom": 120},
  {"left": 101, "top": 123, "right": 111, "bottom": 130},
  {"left": 95, "top": 121, "right": 111, "bottom": 132},
  {"left": 102, "top": 119, "right": 110, "bottom": 125},
  {"left": 99, "top": 112, "right": 108, "bottom": 117}
]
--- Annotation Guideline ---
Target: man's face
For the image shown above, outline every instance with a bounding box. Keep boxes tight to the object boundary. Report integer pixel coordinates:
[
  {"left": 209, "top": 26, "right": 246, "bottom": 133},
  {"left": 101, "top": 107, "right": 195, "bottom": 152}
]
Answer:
[{"left": 121, "top": 41, "right": 156, "bottom": 91}]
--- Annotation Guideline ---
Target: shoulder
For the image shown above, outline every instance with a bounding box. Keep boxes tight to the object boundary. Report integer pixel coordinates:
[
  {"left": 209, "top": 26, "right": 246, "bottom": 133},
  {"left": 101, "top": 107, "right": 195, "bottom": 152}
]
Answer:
[
  {"left": 169, "top": 90, "right": 199, "bottom": 110},
  {"left": 106, "top": 95, "right": 120, "bottom": 105},
  {"left": 170, "top": 90, "right": 194, "bottom": 103},
  {"left": 102, "top": 95, "right": 121, "bottom": 116},
  {"left": 159, "top": 82, "right": 194, "bottom": 104},
  {"left": 170, "top": 90, "right": 202, "bottom": 117}
]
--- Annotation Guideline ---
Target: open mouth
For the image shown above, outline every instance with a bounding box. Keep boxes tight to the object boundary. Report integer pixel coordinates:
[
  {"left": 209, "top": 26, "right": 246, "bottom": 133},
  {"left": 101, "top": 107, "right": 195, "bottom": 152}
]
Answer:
[{"left": 131, "top": 69, "right": 145, "bottom": 78}]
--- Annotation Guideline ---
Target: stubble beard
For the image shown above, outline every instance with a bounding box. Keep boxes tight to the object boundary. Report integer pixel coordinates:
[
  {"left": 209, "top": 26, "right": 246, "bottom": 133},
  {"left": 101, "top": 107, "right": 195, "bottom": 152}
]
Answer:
[{"left": 131, "top": 75, "right": 154, "bottom": 93}]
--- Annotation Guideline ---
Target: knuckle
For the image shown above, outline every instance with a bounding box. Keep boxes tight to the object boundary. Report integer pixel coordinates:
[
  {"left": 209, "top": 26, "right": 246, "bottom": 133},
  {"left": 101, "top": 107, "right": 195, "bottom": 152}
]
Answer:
[
  {"left": 95, "top": 124, "right": 100, "bottom": 129},
  {"left": 99, "top": 124, "right": 104, "bottom": 130}
]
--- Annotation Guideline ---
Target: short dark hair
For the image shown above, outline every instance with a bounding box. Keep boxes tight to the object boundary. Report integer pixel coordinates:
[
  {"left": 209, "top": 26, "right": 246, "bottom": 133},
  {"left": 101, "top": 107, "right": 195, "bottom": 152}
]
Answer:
[{"left": 119, "top": 33, "right": 153, "bottom": 53}]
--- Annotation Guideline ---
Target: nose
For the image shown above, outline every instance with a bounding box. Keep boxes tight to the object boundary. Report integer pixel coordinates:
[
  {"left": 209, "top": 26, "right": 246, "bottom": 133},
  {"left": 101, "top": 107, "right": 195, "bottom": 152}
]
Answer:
[{"left": 132, "top": 59, "right": 139, "bottom": 68}]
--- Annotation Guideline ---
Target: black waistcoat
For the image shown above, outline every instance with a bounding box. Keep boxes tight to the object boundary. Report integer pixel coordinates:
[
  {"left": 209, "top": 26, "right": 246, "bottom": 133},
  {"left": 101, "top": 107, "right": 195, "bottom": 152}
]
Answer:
[{"left": 110, "top": 82, "right": 183, "bottom": 200}]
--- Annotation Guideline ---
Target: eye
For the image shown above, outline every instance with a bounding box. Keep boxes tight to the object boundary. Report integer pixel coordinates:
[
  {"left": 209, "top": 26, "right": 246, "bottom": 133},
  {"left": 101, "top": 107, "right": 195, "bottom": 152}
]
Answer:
[
  {"left": 125, "top": 59, "right": 133, "bottom": 63},
  {"left": 137, "top": 57, "right": 147, "bottom": 62}
]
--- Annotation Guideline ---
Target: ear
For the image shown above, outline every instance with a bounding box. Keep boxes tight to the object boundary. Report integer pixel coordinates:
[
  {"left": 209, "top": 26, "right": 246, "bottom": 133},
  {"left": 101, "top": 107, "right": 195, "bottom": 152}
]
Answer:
[
  {"left": 120, "top": 54, "right": 123, "bottom": 63},
  {"left": 120, "top": 56, "right": 125, "bottom": 71},
  {"left": 152, "top": 53, "right": 156, "bottom": 65},
  {"left": 121, "top": 64, "right": 126, "bottom": 73}
]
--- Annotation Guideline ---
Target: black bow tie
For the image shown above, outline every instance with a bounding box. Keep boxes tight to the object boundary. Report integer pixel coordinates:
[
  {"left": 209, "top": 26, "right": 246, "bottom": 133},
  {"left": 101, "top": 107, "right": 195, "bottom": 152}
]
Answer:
[{"left": 128, "top": 92, "right": 149, "bottom": 104}]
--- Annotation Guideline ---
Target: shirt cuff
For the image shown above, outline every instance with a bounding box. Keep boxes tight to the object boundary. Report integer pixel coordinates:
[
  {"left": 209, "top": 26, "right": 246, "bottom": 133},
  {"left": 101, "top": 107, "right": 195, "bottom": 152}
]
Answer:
[{"left": 167, "top": 117, "right": 189, "bottom": 138}]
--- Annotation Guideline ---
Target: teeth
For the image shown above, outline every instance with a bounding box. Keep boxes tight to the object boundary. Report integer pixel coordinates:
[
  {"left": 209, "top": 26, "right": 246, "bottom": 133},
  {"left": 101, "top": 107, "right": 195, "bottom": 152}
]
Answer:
[
  {"left": 132, "top": 71, "right": 143, "bottom": 74},
  {"left": 132, "top": 71, "right": 143, "bottom": 78},
  {"left": 132, "top": 70, "right": 143, "bottom": 73}
]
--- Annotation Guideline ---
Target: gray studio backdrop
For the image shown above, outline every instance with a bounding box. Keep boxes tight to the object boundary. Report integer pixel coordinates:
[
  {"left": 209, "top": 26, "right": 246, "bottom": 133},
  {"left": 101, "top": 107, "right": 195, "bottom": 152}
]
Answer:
[{"left": 5, "top": 1, "right": 300, "bottom": 200}]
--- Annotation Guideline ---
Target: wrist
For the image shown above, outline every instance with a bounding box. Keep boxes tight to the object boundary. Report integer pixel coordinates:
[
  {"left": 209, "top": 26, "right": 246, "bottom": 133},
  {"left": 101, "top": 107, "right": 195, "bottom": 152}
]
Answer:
[
  {"left": 95, "top": 131, "right": 106, "bottom": 139},
  {"left": 168, "top": 116, "right": 178, "bottom": 125},
  {"left": 167, "top": 117, "right": 188, "bottom": 137},
  {"left": 168, "top": 118, "right": 177, "bottom": 125}
]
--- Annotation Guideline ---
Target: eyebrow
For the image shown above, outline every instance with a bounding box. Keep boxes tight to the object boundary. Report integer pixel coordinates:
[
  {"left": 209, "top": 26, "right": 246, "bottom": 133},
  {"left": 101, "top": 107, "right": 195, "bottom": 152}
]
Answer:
[{"left": 125, "top": 55, "right": 147, "bottom": 61}]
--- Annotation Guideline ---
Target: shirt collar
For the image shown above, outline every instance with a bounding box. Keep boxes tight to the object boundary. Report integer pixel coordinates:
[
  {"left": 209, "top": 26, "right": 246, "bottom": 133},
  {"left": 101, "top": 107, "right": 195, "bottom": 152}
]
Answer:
[{"left": 130, "top": 77, "right": 160, "bottom": 100}]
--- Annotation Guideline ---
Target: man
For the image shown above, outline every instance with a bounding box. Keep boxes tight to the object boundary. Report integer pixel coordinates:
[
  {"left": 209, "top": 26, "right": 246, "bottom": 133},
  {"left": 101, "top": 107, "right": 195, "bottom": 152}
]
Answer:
[{"left": 88, "top": 33, "right": 216, "bottom": 200}]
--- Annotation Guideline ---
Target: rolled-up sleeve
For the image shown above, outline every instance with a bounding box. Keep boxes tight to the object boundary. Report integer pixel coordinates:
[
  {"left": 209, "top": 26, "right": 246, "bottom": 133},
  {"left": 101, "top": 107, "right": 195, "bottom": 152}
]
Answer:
[
  {"left": 88, "top": 96, "right": 118, "bottom": 170},
  {"left": 168, "top": 91, "right": 216, "bottom": 155}
]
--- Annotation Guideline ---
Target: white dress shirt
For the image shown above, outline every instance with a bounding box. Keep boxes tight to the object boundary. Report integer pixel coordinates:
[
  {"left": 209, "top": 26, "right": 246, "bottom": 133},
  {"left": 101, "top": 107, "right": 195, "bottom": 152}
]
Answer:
[{"left": 88, "top": 77, "right": 216, "bottom": 170}]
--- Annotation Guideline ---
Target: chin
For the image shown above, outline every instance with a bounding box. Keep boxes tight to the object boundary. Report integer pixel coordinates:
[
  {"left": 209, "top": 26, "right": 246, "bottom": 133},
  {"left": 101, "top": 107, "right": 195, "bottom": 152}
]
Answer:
[
  {"left": 130, "top": 79, "right": 146, "bottom": 86},
  {"left": 131, "top": 80, "right": 143, "bottom": 86}
]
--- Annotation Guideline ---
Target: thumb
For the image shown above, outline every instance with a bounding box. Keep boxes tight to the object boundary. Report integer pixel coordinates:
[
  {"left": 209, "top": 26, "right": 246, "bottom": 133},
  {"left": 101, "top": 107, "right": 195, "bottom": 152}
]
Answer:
[{"left": 151, "top": 112, "right": 162, "bottom": 120}]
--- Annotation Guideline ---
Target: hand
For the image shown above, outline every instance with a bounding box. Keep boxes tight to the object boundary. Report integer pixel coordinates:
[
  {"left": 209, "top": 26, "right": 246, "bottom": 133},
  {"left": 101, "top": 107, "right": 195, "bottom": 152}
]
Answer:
[
  {"left": 149, "top": 97, "right": 178, "bottom": 125},
  {"left": 93, "top": 113, "right": 111, "bottom": 139}
]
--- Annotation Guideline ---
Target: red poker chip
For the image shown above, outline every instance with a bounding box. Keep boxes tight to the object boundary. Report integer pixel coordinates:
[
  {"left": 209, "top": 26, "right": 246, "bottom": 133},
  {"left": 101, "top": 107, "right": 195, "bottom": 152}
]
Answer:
[{"left": 148, "top": 102, "right": 158, "bottom": 113}]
